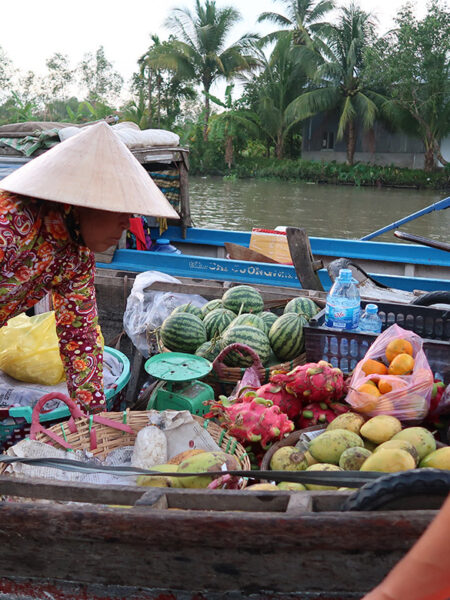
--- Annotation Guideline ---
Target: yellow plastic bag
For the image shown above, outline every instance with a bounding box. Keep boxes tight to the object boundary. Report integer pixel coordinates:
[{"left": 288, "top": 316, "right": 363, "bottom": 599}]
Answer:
[{"left": 0, "top": 311, "right": 66, "bottom": 385}]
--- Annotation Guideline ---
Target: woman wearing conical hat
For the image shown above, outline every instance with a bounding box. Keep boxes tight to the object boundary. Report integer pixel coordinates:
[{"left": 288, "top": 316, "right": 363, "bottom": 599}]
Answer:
[{"left": 0, "top": 122, "right": 179, "bottom": 412}]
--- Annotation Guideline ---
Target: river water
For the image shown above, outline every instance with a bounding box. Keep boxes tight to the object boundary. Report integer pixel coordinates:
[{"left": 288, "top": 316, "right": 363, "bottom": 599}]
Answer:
[{"left": 189, "top": 176, "right": 449, "bottom": 243}]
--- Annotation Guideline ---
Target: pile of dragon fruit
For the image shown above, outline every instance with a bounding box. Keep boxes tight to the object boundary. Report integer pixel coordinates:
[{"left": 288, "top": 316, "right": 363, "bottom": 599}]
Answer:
[{"left": 206, "top": 360, "right": 350, "bottom": 455}]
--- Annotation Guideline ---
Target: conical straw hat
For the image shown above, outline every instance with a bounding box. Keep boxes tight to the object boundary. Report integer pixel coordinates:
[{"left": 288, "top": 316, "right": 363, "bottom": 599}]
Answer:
[{"left": 0, "top": 121, "right": 180, "bottom": 218}]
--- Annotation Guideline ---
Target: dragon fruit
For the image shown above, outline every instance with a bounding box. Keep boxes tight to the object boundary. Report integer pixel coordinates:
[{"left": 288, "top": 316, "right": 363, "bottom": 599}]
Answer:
[
  {"left": 255, "top": 382, "right": 303, "bottom": 421},
  {"left": 297, "top": 402, "right": 338, "bottom": 429},
  {"left": 207, "top": 394, "right": 295, "bottom": 449},
  {"left": 271, "top": 360, "right": 345, "bottom": 404}
]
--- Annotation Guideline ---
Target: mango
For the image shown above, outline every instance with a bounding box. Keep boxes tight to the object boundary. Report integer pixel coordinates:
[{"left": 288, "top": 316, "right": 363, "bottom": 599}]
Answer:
[
  {"left": 374, "top": 439, "right": 419, "bottom": 465},
  {"left": 392, "top": 427, "right": 436, "bottom": 461},
  {"left": 360, "top": 448, "right": 416, "bottom": 473},
  {"left": 136, "top": 464, "right": 181, "bottom": 488},
  {"left": 246, "top": 483, "right": 278, "bottom": 491},
  {"left": 177, "top": 451, "right": 240, "bottom": 488},
  {"left": 304, "top": 450, "right": 319, "bottom": 466},
  {"left": 270, "top": 446, "right": 309, "bottom": 471},
  {"left": 168, "top": 449, "right": 206, "bottom": 465},
  {"left": 363, "top": 439, "right": 378, "bottom": 452},
  {"left": 305, "top": 463, "right": 343, "bottom": 491},
  {"left": 277, "top": 482, "right": 307, "bottom": 491},
  {"left": 326, "top": 412, "right": 366, "bottom": 435},
  {"left": 419, "top": 447, "right": 450, "bottom": 470},
  {"left": 308, "top": 429, "right": 364, "bottom": 465},
  {"left": 339, "top": 447, "right": 372, "bottom": 470},
  {"left": 360, "top": 415, "right": 402, "bottom": 444}
]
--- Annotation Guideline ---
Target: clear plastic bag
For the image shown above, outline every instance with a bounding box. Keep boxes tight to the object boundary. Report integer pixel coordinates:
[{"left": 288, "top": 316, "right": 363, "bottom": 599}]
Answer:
[
  {"left": 123, "top": 271, "right": 207, "bottom": 357},
  {"left": 346, "top": 323, "right": 434, "bottom": 422}
]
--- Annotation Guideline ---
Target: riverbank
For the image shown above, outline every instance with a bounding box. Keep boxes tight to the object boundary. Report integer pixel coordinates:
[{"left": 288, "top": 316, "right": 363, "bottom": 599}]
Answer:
[{"left": 190, "top": 157, "right": 450, "bottom": 190}]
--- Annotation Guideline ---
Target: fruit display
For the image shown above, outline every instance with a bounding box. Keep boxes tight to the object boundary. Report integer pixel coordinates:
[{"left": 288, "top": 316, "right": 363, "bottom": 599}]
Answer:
[
  {"left": 159, "top": 285, "right": 322, "bottom": 367},
  {"left": 265, "top": 413, "right": 449, "bottom": 483}
]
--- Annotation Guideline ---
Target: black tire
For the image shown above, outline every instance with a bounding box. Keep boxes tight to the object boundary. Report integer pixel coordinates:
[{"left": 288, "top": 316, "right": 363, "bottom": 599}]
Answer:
[
  {"left": 342, "top": 469, "right": 450, "bottom": 511},
  {"left": 410, "top": 291, "right": 450, "bottom": 306}
]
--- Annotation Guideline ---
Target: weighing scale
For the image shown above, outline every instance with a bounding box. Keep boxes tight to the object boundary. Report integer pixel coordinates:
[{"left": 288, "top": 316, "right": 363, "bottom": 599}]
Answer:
[{"left": 144, "top": 352, "right": 215, "bottom": 416}]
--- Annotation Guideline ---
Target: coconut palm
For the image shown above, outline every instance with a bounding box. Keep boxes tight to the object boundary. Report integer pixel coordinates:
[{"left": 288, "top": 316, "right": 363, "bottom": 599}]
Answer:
[
  {"left": 207, "top": 84, "right": 260, "bottom": 168},
  {"left": 242, "top": 36, "right": 308, "bottom": 158},
  {"left": 257, "top": 0, "right": 335, "bottom": 46},
  {"left": 165, "top": 0, "right": 257, "bottom": 140},
  {"left": 287, "top": 2, "right": 385, "bottom": 165}
]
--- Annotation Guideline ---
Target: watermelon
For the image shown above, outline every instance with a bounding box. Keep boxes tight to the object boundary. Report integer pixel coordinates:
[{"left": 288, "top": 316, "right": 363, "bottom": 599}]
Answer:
[
  {"left": 195, "top": 339, "right": 222, "bottom": 362},
  {"left": 222, "top": 325, "right": 271, "bottom": 367},
  {"left": 222, "top": 285, "right": 264, "bottom": 315},
  {"left": 200, "top": 299, "right": 223, "bottom": 318},
  {"left": 203, "top": 308, "right": 235, "bottom": 339},
  {"left": 260, "top": 311, "right": 278, "bottom": 334},
  {"left": 172, "top": 303, "right": 203, "bottom": 319},
  {"left": 269, "top": 313, "right": 308, "bottom": 361},
  {"left": 160, "top": 313, "right": 207, "bottom": 353},
  {"left": 226, "top": 313, "right": 266, "bottom": 332},
  {"left": 284, "top": 297, "right": 321, "bottom": 320}
]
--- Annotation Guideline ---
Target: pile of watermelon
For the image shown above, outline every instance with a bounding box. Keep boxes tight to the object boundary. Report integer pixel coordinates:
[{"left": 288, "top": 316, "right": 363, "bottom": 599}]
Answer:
[{"left": 159, "top": 285, "right": 321, "bottom": 368}]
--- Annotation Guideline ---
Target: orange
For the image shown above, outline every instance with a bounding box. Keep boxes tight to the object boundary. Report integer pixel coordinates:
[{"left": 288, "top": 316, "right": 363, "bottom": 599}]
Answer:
[
  {"left": 361, "top": 359, "right": 388, "bottom": 376},
  {"left": 385, "top": 338, "right": 413, "bottom": 363},
  {"left": 388, "top": 353, "right": 415, "bottom": 376},
  {"left": 357, "top": 383, "right": 382, "bottom": 398},
  {"left": 378, "top": 378, "right": 393, "bottom": 394}
]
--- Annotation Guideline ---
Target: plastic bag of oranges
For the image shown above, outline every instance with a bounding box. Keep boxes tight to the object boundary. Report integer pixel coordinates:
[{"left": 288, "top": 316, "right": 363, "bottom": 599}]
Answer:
[{"left": 346, "top": 323, "right": 434, "bottom": 422}]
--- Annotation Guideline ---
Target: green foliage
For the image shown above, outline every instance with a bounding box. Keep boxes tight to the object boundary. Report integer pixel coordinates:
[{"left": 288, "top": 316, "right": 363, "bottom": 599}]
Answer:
[
  {"left": 191, "top": 156, "right": 450, "bottom": 189},
  {"left": 364, "top": 0, "right": 450, "bottom": 170}
]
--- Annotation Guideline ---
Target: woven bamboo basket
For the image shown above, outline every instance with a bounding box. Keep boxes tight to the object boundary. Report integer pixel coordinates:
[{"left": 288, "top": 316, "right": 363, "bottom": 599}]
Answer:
[
  {"left": 205, "top": 343, "right": 306, "bottom": 397},
  {"left": 22, "top": 392, "right": 251, "bottom": 487}
]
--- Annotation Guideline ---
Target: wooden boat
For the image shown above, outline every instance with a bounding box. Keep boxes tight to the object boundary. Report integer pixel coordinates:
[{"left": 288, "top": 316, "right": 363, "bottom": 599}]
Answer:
[
  {"left": 0, "top": 271, "right": 447, "bottom": 599},
  {"left": 101, "top": 220, "right": 450, "bottom": 294},
  {"left": 0, "top": 468, "right": 443, "bottom": 599}
]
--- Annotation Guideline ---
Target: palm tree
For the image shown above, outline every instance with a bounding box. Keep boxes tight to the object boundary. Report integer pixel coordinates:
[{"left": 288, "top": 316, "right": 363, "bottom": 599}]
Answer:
[
  {"left": 258, "top": 0, "right": 334, "bottom": 46},
  {"left": 242, "top": 36, "right": 308, "bottom": 159},
  {"left": 165, "top": 0, "right": 256, "bottom": 140},
  {"left": 207, "top": 84, "right": 260, "bottom": 168},
  {"left": 287, "top": 2, "right": 385, "bottom": 165}
]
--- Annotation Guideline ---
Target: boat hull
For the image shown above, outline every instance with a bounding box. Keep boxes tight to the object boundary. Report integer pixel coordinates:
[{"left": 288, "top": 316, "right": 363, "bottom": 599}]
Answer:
[{"left": 103, "top": 226, "right": 450, "bottom": 292}]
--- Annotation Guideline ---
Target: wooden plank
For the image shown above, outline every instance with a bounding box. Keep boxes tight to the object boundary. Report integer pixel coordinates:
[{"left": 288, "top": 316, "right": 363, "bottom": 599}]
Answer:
[
  {"left": 0, "top": 475, "right": 145, "bottom": 505},
  {"left": 225, "top": 242, "right": 279, "bottom": 264},
  {"left": 286, "top": 227, "right": 325, "bottom": 291},
  {"left": 137, "top": 488, "right": 293, "bottom": 512},
  {"left": 0, "top": 500, "right": 435, "bottom": 594}
]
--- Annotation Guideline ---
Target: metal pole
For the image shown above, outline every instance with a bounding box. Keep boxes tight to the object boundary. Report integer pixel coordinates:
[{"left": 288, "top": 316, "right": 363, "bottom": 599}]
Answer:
[{"left": 360, "top": 196, "right": 450, "bottom": 241}]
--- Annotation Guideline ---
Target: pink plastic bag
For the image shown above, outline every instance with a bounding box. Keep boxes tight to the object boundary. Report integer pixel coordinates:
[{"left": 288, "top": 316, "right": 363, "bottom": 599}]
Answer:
[{"left": 346, "top": 324, "right": 434, "bottom": 422}]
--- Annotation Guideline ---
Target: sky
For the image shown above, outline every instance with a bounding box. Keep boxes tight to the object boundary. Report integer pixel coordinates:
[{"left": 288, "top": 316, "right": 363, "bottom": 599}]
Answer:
[{"left": 1, "top": 0, "right": 427, "bottom": 100}]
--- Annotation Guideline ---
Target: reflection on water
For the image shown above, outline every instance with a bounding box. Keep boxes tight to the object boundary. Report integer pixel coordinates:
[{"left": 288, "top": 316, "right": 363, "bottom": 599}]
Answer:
[{"left": 190, "top": 177, "right": 449, "bottom": 242}]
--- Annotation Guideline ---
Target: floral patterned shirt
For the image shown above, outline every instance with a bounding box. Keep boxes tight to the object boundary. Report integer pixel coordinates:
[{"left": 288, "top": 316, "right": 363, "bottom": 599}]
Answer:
[{"left": 0, "top": 191, "right": 105, "bottom": 412}]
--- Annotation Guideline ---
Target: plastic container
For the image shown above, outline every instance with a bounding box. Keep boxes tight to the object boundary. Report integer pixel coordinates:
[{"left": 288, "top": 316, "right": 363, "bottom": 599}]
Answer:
[
  {"left": 304, "top": 301, "right": 450, "bottom": 380},
  {"left": 358, "top": 303, "right": 382, "bottom": 334},
  {"left": 153, "top": 238, "right": 181, "bottom": 255},
  {"left": 0, "top": 346, "right": 131, "bottom": 451},
  {"left": 324, "top": 268, "right": 360, "bottom": 330}
]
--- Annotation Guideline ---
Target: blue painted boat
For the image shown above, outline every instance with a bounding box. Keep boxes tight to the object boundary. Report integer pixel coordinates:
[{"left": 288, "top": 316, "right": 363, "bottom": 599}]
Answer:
[
  {"left": 99, "top": 222, "right": 450, "bottom": 293},
  {"left": 1, "top": 151, "right": 448, "bottom": 293}
]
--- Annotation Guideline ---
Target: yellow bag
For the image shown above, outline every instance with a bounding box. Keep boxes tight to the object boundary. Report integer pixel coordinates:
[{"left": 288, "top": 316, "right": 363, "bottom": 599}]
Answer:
[
  {"left": 0, "top": 311, "right": 66, "bottom": 385},
  {"left": 0, "top": 311, "right": 105, "bottom": 386}
]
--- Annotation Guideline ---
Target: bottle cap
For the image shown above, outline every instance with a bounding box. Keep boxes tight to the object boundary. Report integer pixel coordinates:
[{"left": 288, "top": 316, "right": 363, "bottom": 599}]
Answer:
[
  {"left": 156, "top": 238, "right": 170, "bottom": 245},
  {"left": 365, "top": 303, "right": 378, "bottom": 314},
  {"left": 338, "top": 268, "right": 352, "bottom": 281}
]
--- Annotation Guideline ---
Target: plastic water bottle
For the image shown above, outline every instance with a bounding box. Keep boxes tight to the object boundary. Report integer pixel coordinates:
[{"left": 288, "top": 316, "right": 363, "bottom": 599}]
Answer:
[
  {"left": 325, "top": 268, "right": 360, "bottom": 330},
  {"left": 358, "top": 303, "right": 382, "bottom": 334},
  {"left": 152, "top": 238, "right": 181, "bottom": 255}
]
